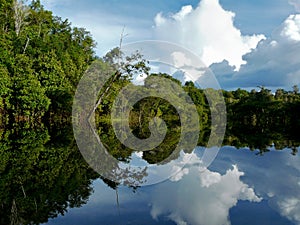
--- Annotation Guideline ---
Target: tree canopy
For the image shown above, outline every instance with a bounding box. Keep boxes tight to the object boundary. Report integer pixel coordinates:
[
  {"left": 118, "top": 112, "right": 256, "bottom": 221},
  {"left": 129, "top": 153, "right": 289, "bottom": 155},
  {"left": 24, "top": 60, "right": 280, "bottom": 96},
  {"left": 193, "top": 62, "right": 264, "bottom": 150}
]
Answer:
[{"left": 0, "top": 0, "right": 96, "bottom": 122}]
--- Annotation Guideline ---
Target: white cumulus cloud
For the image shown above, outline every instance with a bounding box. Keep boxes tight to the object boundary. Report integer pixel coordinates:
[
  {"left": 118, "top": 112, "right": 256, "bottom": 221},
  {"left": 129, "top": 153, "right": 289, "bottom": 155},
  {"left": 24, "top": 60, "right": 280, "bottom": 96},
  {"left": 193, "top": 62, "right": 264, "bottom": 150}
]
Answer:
[
  {"left": 153, "top": 0, "right": 265, "bottom": 70},
  {"left": 211, "top": 14, "right": 300, "bottom": 90},
  {"left": 279, "top": 14, "right": 300, "bottom": 41}
]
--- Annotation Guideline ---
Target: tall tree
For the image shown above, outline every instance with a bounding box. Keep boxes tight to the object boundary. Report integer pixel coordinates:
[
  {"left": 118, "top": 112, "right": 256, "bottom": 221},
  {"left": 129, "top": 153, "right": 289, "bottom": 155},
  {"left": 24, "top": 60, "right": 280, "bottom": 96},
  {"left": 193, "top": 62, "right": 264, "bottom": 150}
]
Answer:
[{"left": 13, "top": 0, "right": 29, "bottom": 36}]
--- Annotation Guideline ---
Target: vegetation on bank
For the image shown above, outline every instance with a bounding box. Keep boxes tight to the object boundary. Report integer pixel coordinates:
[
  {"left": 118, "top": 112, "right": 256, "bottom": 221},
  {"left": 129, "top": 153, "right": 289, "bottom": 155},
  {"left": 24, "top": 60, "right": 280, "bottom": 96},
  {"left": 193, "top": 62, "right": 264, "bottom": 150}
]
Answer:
[
  {"left": 97, "top": 73, "right": 300, "bottom": 163},
  {"left": 1, "top": 2, "right": 300, "bottom": 223},
  {"left": 0, "top": 117, "right": 299, "bottom": 224},
  {"left": 0, "top": 0, "right": 96, "bottom": 123},
  {"left": 1, "top": 0, "right": 300, "bottom": 155}
]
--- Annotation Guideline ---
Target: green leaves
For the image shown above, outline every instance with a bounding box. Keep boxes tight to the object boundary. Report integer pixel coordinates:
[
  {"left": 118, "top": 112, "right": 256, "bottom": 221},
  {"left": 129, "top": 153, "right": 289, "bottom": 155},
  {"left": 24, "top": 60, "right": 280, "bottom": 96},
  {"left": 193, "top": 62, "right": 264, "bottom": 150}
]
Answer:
[
  {"left": 12, "top": 72, "right": 50, "bottom": 117},
  {"left": 0, "top": 0, "right": 96, "bottom": 121},
  {"left": 0, "top": 65, "right": 11, "bottom": 109}
]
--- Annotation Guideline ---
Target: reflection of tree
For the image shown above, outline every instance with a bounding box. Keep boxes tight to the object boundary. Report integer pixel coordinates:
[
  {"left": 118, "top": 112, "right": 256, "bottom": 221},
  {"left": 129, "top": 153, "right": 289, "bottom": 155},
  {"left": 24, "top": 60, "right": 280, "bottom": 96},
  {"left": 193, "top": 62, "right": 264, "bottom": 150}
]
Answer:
[
  {"left": 98, "top": 74, "right": 200, "bottom": 165},
  {"left": 0, "top": 122, "right": 99, "bottom": 225},
  {"left": 98, "top": 98, "right": 182, "bottom": 165},
  {"left": 223, "top": 123, "right": 300, "bottom": 155},
  {"left": 99, "top": 109, "right": 300, "bottom": 159},
  {"left": 92, "top": 56, "right": 300, "bottom": 165}
]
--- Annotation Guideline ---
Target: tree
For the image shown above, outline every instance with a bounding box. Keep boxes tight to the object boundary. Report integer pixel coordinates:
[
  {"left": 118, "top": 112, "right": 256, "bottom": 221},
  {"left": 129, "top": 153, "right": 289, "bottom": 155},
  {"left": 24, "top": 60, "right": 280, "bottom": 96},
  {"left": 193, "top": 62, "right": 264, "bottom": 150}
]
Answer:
[
  {"left": 0, "top": 65, "right": 11, "bottom": 124},
  {"left": 293, "top": 85, "right": 299, "bottom": 94},
  {"left": 0, "top": 0, "right": 97, "bottom": 120},
  {"left": 13, "top": 0, "right": 29, "bottom": 36},
  {"left": 10, "top": 54, "right": 50, "bottom": 118}
]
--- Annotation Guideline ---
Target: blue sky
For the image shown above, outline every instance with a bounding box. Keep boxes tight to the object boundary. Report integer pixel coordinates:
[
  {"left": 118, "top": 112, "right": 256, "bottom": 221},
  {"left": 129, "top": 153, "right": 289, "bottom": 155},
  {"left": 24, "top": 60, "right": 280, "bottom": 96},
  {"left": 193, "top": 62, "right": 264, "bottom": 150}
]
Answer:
[
  {"left": 42, "top": 0, "right": 296, "bottom": 53},
  {"left": 41, "top": 0, "right": 300, "bottom": 90},
  {"left": 219, "top": 0, "right": 295, "bottom": 34}
]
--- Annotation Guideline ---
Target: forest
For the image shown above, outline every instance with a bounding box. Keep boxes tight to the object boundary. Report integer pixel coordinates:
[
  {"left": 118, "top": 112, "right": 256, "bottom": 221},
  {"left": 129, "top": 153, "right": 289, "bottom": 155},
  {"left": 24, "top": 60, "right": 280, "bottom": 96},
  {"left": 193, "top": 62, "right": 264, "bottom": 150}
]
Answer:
[
  {"left": 0, "top": 0, "right": 96, "bottom": 124},
  {"left": 96, "top": 73, "right": 300, "bottom": 163},
  {"left": 1, "top": 1, "right": 300, "bottom": 223},
  {"left": 0, "top": 0, "right": 300, "bottom": 154}
]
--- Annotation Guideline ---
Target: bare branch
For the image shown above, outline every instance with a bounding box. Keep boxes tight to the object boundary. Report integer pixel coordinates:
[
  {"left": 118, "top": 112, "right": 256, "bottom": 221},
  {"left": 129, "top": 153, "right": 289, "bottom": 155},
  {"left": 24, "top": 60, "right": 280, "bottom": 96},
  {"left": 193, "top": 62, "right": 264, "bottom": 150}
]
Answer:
[
  {"left": 23, "top": 37, "right": 30, "bottom": 54},
  {"left": 13, "top": 0, "right": 30, "bottom": 36},
  {"left": 118, "top": 26, "right": 128, "bottom": 66}
]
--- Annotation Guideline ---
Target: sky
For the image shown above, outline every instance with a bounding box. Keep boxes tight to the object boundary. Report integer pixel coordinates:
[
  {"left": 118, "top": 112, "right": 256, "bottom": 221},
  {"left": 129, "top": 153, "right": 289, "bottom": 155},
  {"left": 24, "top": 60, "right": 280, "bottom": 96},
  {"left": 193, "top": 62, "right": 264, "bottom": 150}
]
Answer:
[{"left": 41, "top": 0, "right": 300, "bottom": 90}]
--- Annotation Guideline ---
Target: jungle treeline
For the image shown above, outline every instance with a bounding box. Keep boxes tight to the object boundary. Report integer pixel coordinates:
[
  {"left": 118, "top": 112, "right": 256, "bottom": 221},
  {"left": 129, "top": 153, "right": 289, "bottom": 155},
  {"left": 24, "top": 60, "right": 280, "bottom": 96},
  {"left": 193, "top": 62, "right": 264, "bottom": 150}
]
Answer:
[
  {"left": 0, "top": 0, "right": 96, "bottom": 124},
  {"left": 96, "top": 73, "right": 300, "bottom": 163},
  {"left": 1, "top": 1, "right": 300, "bottom": 224},
  {"left": 1, "top": 0, "right": 300, "bottom": 151}
]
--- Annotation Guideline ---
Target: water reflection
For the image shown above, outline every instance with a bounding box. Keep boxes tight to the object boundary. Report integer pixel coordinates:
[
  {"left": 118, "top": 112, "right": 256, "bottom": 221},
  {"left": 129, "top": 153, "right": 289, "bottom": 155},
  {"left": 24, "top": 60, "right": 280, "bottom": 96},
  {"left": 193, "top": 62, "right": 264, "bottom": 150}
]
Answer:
[
  {"left": 45, "top": 147, "right": 300, "bottom": 225},
  {"left": 150, "top": 159, "right": 262, "bottom": 225},
  {"left": 0, "top": 123, "right": 99, "bottom": 225},
  {"left": 1, "top": 122, "right": 300, "bottom": 225},
  {"left": 210, "top": 147, "right": 300, "bottom": 225}
]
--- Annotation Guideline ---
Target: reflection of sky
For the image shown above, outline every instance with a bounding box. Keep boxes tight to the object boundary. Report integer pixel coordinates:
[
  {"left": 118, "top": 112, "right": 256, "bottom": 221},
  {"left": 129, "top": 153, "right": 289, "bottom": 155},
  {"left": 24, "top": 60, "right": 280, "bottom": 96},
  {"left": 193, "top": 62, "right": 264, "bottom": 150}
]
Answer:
[
  {"left": 45, "top": 146, "right": 300, "bottom": 225},
  {"left": 209, "top": 147, "right": 300, "bottom": 225},
  {"left": 150, "top": 164, "right": 261, "bottom": 225}
]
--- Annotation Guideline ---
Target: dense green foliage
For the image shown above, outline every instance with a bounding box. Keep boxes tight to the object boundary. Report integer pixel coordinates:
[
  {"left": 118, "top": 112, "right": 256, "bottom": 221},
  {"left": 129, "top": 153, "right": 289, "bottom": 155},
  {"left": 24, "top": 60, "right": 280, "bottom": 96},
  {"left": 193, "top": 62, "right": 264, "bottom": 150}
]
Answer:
[
  {"left": 97, "top": 72, "right": 300, "bottom": 163},
  {"left": 1, "top": 1, "right": 299, "bottom": 148},
  {"left": 1, "top": 2, "right": 300, "bottom": 225},
  {"left": 0, "top": 121, "right": 299, "bottom": 224},
  {"left": 0, "top": 0, "right": 95, "bottom": 122}
]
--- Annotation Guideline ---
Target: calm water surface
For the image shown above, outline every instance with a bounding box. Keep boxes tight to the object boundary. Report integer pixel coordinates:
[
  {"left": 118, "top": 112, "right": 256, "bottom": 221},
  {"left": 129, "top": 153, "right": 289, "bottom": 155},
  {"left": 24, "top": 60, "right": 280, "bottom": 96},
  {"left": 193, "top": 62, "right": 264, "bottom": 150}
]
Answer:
[
  {"left": 1, "top": 124, "right": 299, "bottom": 225},
  {"left": 45, "top": 146, "right": 300, "bottom": 225}
]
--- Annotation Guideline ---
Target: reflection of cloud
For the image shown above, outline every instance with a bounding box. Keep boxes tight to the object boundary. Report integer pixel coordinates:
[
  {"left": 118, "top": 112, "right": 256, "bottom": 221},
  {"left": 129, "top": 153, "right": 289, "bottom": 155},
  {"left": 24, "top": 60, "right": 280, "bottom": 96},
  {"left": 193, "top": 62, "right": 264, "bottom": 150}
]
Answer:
[
  {"left": 153, "top": 0, "right": 265, "bottom": 70},
  {"left": 277, "top": 198, "right": 300, "bottom": 224},
  {"left": 211, "top": 146, "right": 300, "bottom": 225},
  {"left": 259, "top": 154, "right": 300, "bottom": 225},
  {"left": 169, "top": 152, "right": 201, "bottom": 182},
  {"left": 170, "top": 168, "right": 189, "bottom": 182},
  {"left": 151, "top": 164, "right": 261, "bottom": 225},
  {"left": 134, "top": 151, "right": 143, "bottom": 158}
]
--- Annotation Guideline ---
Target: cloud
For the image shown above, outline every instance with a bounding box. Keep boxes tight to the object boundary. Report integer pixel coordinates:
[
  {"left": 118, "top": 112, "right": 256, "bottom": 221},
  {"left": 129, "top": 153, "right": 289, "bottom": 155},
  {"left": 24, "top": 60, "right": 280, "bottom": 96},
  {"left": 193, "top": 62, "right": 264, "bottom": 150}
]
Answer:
[
  {"left": 211, "top": 14, "right": 300, "bottom": 90},
  {"left": 153, "top": 0, "right": 265, "bottom": 70},
  {"left": 41, "top": 0, "right": 154, "bottom": 56},
  {"left": 289, "top": 0, "right": 300, "bottom": 12},
  {"left": 152, "top": 145, "right": 300, "bottom": 225},
  {"left": 76, "top": 10, "right": 156, "bottom": 55},
  {"left": 151, "top": 164, "right": 261, "bottom": 225},
  {"left": 172, "top": 51, "right": 192, "bottom": 68},
  {"left": 279, "top": 14, "right": 300, "bottom": 41},
  {"left": 172, "top": 5, "right": 193, "bottom": 21},
  {"left": 170, "top": 51, "right": 208, "bottom": 84},
  {"left": 276, "top": 198, "right": 300, "bottom": 224}
]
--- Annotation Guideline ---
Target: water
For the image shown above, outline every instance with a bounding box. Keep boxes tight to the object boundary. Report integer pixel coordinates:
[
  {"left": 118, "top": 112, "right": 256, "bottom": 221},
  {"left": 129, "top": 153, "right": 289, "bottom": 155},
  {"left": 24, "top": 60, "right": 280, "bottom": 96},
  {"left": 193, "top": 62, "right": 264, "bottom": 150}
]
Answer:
[
  {"left": 1, "top": 123, "right": 299, "bottom": 225},
  {"left": 45, "top": 147, "right": 299, "bottom": 225}
]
